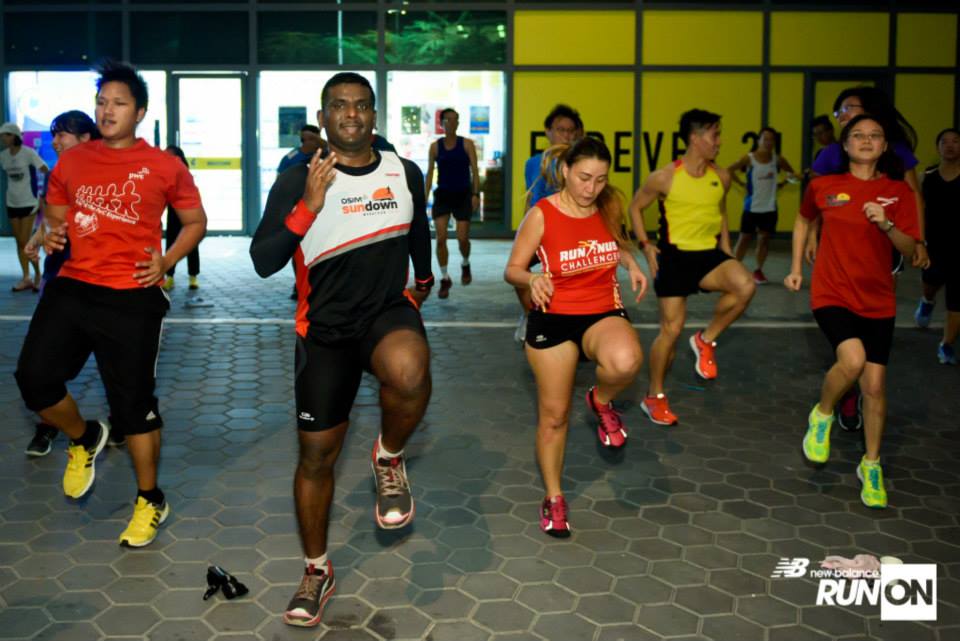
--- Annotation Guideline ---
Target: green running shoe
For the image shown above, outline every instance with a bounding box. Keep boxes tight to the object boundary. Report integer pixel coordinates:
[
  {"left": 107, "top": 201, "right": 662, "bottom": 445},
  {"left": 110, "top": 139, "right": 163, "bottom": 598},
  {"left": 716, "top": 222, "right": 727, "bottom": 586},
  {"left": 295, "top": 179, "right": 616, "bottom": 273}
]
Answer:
[
  {"left": 803, "top": 405, "right": 832, "bottom": 463},
  {"left": 857, "top": 458, "right": 888, "bottom": 509}
]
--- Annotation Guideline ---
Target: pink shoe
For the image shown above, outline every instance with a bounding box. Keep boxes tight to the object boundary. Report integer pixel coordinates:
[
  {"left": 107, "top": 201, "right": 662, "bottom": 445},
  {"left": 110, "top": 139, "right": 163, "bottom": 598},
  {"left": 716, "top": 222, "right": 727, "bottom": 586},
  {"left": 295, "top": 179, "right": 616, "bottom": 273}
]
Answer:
[
  {"left": 586, "top": 386, "right": 627, "bottom": 448},
  {"left": 540, "top": 495, "right": 571, "bottom": 538}
]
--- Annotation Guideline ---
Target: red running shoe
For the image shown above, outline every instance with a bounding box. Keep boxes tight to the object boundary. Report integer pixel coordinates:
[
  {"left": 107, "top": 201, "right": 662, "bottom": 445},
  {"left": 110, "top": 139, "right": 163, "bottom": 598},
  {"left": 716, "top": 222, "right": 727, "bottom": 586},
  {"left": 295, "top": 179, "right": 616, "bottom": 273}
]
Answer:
[
  {"left": 540, "top": 495, "right": 571, "bottom": 538},
  {"left": 690, "top": 330, "right": 718, "bottom": 380},
  {"left": 640, "top": 393, "right": 679, "bottom": 426},
  {"left": 753, "top": 269, "right": 769, "bottom": 284},
  {"left": 586, "top": 386, "right": 628, "bottom": 448}
]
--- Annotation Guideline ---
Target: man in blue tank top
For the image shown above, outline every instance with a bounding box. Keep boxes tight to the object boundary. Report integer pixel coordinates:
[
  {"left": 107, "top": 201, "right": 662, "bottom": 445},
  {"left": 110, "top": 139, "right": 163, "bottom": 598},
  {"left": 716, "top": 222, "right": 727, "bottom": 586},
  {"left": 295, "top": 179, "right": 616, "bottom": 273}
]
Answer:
[{"left": 424, "top": 108, "right": 480, "bottom": 299}]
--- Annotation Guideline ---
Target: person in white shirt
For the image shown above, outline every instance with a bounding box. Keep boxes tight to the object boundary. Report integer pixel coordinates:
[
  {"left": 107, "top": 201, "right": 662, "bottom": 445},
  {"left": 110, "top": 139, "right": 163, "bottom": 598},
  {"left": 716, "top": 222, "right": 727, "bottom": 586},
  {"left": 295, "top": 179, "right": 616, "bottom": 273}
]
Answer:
[
  {"left": 1, "top": 122, "right": 49, "bottom": 292},
  {"left": 728, "top": 126, "right": 798, "bottom": 284}
]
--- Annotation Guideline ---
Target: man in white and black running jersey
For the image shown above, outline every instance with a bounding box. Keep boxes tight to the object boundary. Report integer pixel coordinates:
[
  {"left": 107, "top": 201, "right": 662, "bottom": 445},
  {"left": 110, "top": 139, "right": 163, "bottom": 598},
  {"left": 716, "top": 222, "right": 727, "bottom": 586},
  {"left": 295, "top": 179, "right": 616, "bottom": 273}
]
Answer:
[
  {"left": 250, "top": 72, "right": 434, "bottom": 628},
  {"left": 728, "top": 126, "right": 798, "bottom": 284}
]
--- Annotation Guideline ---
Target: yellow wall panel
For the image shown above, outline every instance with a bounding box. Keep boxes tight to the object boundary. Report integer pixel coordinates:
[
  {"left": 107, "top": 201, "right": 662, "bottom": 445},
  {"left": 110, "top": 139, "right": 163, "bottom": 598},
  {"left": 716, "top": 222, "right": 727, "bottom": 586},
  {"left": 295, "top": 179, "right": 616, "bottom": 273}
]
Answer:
[
  {"left": 896, "top": 74, "right": 956, "bottom": 169},
  {"left": 768, "top": 73, "right": 804, "bottom": 231},
  {"left": 640, "top": 72, "right": 762, "bottom": 232},
  {"left": 512, "top": 72, "right": 635, "bottom": 229},
  {"left": 643, "top": 11, "right": 762, "bottom": 66},
  {"left": 514, "top": 11, "right": 635, "bottom": 66},
  {"left": 771, "top": 12, "right": 889, "bottom": 67},
  {"left": 897, "top": 13, "right": 958, "bottom": 68}
]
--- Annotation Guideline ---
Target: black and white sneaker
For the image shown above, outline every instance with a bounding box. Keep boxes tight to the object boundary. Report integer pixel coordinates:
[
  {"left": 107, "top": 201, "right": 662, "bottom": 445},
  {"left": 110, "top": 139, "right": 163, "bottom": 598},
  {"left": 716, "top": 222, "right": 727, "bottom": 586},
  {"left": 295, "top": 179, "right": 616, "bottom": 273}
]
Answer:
[
  {"left": 283, "top": 561, "right": 335, "bottom": 627},
  {"left": 25, "top": 423, "right": 58, "bottom": 458},
  {"left": 372, "top": 441, "right": 415, "bottom": 529}
]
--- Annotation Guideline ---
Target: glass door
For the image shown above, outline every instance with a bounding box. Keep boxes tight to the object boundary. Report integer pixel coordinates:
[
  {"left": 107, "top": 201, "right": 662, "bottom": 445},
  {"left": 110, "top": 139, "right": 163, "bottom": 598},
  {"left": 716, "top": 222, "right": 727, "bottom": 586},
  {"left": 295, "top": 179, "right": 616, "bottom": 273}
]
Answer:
[{"left": 173, "top": 75, "right": 244, "bottom": 232}]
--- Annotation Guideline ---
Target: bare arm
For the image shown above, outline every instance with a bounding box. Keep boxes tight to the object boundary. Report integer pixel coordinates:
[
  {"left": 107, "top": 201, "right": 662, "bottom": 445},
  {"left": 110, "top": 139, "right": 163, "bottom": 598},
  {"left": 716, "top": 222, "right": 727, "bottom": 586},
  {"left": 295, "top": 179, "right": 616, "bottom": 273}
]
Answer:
[
  {"left": 41, "top": 203, "right": 69, "bottom": 254},
  {"left": 627, "top": 169, "right": 669, "bottom": 243},
  {"left": 466, "top": 139, "right": 481, "bottom": 212},
  {"left": 726, "top": 155, "right": 750, "bottom": 186},
  {"left": 504, "top": 207, "right": 554, "bottom": 310},
  {"left": 716, "top": 166, "right": 733, "bottom": 255},
  {"left": 778, "top": 156, "right": 798, "bottom": 178},
  {"left": 904, "top": 168, "right": 929, "bottom": 268},
  {"left": 628, "top": 168, "right": 670, "bottom": 279},
  {"left": 784, "top": 213, "right": 813, "bottom": 291},
  {"left": 134, "top": 206, "right": 207, "bottom": 287},
  {"left": 424, "top": 142, "right": 437, "bottom": 201}
]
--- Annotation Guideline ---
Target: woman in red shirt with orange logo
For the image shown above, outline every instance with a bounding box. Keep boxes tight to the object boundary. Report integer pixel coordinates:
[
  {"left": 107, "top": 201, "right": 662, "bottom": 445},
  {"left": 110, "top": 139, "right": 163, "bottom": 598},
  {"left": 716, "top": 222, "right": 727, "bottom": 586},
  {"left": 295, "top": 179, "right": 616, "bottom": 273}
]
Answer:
[
  {"left": 786, "top": 115, "right": 920, "bottom": 509},
  {"left": 505, "top": 137, "right": 648, "bottom": 537}
]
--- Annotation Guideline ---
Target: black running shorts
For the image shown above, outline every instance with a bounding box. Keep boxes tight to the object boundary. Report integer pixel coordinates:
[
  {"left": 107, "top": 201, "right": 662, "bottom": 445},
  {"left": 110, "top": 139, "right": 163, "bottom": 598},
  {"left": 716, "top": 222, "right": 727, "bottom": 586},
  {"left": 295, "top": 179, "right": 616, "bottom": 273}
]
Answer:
[
  {"left": 432, "top": 188, "right": 473, "bottom": 222},
  {"left": 654, "top": 246, "right": 734, "bottom": 298},
  {"left": 15, "top": 277, "right": 168, "bottom": 435},
  {"left": 922, "top": 256, "right": 960, "bottom": 312},
  {"left": 740, "top": 210, "right": 777, "bottom": 235},
  {"left": 525, "top": 308, "right": 629, "bottom": 354},
  {"left": 295, "top": 298, "right": 426, "bottom": 431},
  {"left": 6, "top": 205, "right": 35, "bottom": 220},
  {"left": 813, "top": 306, "right": 895, "bottom": 366}
]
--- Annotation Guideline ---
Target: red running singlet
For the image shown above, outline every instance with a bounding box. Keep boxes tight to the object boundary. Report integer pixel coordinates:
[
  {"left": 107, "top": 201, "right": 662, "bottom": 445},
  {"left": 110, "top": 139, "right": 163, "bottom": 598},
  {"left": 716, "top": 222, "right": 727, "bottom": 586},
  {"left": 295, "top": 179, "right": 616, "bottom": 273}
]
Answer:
[{"left": 534, "top": 197, "right": 623, "bottom": 315}]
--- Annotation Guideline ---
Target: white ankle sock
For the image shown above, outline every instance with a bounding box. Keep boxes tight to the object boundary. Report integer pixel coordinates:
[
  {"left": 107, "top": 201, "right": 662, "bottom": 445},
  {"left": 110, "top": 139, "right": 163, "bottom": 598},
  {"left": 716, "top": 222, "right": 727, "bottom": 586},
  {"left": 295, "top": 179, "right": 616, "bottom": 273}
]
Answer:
[
  {"left": 378, "top": 435, "right": 403, "bottom": 459},
  {"left": 462, "top": 258, "right": 470, "bottom": 267},
  {"left": 305, "top": 554, "right": 327, "bottom": 570},
  {"left": 440, "top": 266, "right": 449, "bottom": 279}
]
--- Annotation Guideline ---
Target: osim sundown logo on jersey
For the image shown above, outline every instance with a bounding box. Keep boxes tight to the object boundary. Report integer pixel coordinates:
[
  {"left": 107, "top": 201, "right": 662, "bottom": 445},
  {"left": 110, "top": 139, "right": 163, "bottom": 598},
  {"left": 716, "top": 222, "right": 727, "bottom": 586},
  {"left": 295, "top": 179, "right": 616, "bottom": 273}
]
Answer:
[{"left": 340, "top": 187, "right": 399, "bottom": 215}]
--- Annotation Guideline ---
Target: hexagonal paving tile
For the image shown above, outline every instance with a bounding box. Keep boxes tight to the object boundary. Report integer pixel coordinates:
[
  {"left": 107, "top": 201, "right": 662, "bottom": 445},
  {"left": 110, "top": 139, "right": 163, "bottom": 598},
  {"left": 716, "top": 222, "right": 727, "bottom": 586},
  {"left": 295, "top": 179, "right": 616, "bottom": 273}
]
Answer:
[
  {"left": 473, "top": 601, "right": 535, "bottom": 633},
  {"left": 516, "top": 583, "right": 577, "bottom": 613},
  {"left": 46, "top": 591, "right": 110, "bottom": 621},
  {"left": 675, "top": 585, "right": 734, "bottom": 615}
]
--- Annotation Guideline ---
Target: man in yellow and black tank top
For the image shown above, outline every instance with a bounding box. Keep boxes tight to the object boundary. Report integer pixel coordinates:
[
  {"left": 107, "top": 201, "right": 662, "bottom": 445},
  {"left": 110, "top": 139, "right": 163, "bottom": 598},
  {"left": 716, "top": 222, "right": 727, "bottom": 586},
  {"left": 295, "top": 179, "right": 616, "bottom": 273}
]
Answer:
[{"left": 628, "top": 109, "right": 757, "bottom": 426}]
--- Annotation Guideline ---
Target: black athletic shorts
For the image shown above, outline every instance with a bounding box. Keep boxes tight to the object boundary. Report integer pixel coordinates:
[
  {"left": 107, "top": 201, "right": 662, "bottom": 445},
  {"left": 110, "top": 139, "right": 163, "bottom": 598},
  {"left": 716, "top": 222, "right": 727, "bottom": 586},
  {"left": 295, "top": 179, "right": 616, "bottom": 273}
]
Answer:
[
  {"left": 740, "top": 210, "right": 777, "bottom": 235},
  {"left": 922, "top": 256, "right": 960, "bottom": 312},
  {"left": 654, "top": 246, "right": 734, "bottom": 298},
  {"left": 6, "top": 205, "right": 35, "bottom": 219},
  {"left": 525, "top": 308, "right": 629, "bottom": 354},
  {"left": 15, "top": 277, "right": 168, "bottom": 435},
  {"left": 295, "top": 298, "right": 426, "bottom": 431},
  {"left": 813, "top": 306, "right": 895, "bottom": 366},
  {"left": 432, "top": 188, "right": 473, "bottom": 222}
]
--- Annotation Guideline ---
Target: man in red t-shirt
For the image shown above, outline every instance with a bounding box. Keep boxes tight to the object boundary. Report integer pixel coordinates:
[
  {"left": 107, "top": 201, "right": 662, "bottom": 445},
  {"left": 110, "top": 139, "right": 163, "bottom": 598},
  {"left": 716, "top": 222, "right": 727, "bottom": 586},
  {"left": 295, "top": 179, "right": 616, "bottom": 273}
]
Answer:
[
  {"left": 14, "top": 61, "right": 206, "bottom": 547},
  {"left": 785, "top": 115, "right": 919, "bottom": 509}
]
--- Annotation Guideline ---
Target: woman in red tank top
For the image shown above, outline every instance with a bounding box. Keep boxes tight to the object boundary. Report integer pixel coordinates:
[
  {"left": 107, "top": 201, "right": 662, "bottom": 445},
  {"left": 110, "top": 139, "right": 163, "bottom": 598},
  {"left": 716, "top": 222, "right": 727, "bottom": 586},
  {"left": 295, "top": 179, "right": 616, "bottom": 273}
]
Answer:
[{"left": 505, "top": 137, "right": 648, "bottom": 538}]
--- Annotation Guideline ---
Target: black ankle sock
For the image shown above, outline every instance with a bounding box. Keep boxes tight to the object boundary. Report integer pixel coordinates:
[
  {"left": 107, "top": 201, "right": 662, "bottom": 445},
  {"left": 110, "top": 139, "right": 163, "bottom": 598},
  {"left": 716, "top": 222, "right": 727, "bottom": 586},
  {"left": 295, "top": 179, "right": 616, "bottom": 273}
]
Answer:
[
  {"left": 138, "top": 487, "right": 165, "bottom": 506},
  {"left": 73, "top": 420, "right": 102, "bottom": 448}
]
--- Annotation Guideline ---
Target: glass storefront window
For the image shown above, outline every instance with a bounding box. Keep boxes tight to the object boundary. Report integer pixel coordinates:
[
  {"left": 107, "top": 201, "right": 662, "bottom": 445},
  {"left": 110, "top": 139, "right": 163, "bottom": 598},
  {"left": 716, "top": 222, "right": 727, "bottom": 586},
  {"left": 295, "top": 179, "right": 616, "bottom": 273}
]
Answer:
[
  {"left": 385, "top": 11, "right": 507, "bottom": 65},
  {"left": 131, "top": 12, "right": 249, "bottom": 65},
  {"left": 258, "top": 11, "right": 378, "bottom": 64},
  {"left": 5, "top": 71, "right": 168, "bottom": 172},
  {"left": 387, "top": 71, "right": 505, "bottom": 225},
  {"left": 4, "top": 12, "right": 121, "bottom": 65},
  {"left": 257, "top": 71, "right": 377, "bottom": 214}
]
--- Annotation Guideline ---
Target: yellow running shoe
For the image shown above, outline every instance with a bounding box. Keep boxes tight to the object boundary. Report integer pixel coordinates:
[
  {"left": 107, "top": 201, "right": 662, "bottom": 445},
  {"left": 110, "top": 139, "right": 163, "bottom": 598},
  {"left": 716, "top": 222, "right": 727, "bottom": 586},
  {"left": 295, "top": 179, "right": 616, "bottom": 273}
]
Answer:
[
  {"left": 63, "top": 420, "right": 109, "bottom": 498},
  {"left": 162, "top": 276, "right": 175, "bottom": 292},
  {"left": 802, "top": 404, "right": 832, "bottom": 464},
  {"left": 188, "top": 275, "right": 199, "bottom": 290},
  {"left": 118, "top": 497, "right": 170, "bottom": 547},
  {"left": 857, "top": 457, "right": 888, "bottom": 509}
]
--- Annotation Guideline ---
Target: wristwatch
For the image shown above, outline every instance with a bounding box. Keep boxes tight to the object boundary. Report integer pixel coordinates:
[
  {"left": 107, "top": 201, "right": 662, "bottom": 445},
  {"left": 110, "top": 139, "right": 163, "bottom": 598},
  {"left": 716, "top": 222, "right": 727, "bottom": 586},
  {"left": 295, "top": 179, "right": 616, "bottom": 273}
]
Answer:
[{"left": 882, "top": 219, "right": 895, "bottom": 232}]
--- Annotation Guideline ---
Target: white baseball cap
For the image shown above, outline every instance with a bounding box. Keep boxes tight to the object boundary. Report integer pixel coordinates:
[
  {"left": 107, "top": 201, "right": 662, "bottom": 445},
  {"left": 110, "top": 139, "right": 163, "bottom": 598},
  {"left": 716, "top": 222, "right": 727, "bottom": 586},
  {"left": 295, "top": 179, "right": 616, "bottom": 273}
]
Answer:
[{"left": 0, "top": 122, "right": 22, "bottom": 137}]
